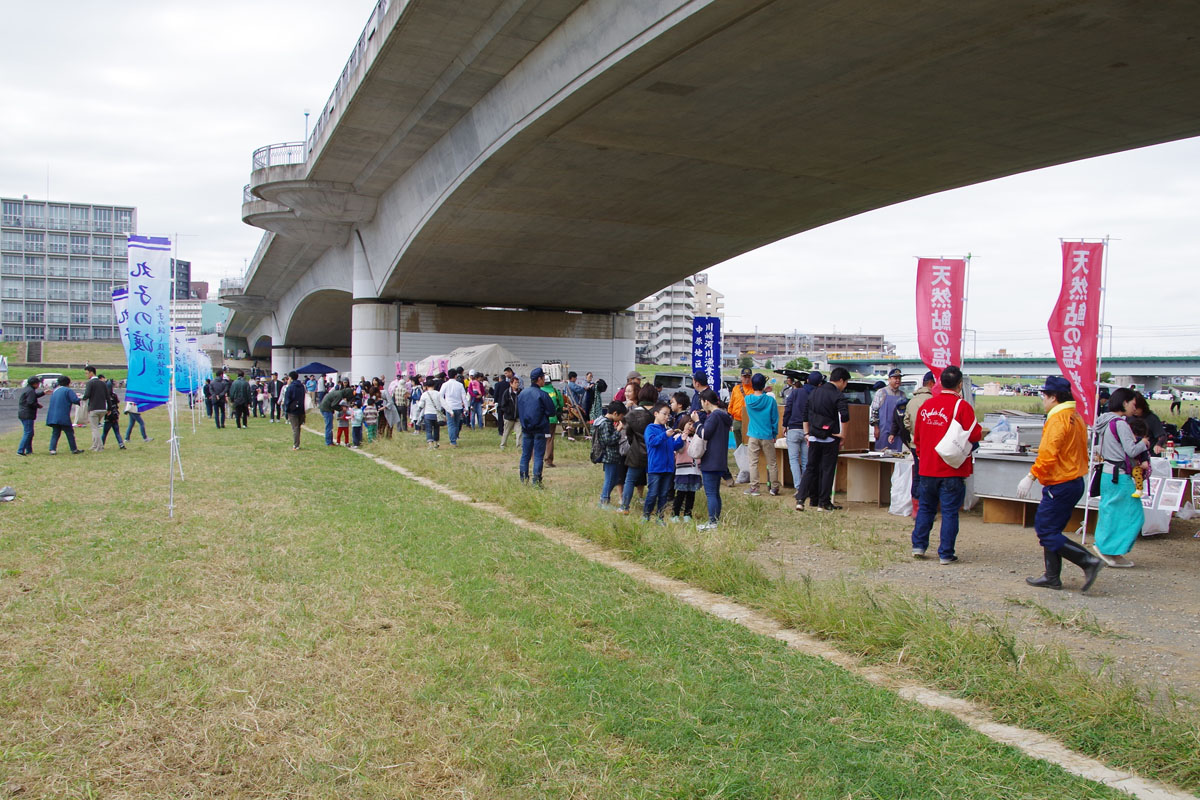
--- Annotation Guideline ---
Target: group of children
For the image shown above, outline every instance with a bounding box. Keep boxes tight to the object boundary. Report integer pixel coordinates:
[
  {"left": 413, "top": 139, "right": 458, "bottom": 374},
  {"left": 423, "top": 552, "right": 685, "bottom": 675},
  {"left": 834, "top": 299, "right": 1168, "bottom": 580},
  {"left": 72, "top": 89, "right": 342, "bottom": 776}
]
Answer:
[
  {"left": 593, "top": 390, "right": 703, "bottom": 524},
  {"left": 334, "top": 397, "right": 381, "bottom": 447}
]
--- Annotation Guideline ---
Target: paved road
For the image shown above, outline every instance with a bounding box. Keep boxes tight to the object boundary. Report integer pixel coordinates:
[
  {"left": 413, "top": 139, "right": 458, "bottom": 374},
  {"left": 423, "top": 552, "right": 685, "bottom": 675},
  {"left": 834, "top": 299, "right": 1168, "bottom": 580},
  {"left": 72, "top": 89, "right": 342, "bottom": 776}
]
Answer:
[{"left": 0, "top": 395, "right": 20, "bottom": 436}]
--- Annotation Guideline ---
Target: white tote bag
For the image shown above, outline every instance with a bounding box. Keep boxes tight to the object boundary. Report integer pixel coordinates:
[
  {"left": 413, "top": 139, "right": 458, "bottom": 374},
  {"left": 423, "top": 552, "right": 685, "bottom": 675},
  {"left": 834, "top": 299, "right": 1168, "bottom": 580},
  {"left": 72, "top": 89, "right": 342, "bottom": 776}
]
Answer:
[{"left": 934, "top": 398, "right": 977, "bottom": 469}]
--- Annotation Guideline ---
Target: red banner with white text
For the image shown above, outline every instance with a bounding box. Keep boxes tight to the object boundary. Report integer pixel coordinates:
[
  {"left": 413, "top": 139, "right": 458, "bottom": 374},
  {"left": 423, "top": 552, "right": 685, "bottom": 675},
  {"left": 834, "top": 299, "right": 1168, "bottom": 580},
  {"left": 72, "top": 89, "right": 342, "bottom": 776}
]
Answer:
[
  {"left": 1048, "top": 241, "right": 1104, "bottom": 424},
  {"left": 915, "top": 258, "right": 967, "bottom": 382}
]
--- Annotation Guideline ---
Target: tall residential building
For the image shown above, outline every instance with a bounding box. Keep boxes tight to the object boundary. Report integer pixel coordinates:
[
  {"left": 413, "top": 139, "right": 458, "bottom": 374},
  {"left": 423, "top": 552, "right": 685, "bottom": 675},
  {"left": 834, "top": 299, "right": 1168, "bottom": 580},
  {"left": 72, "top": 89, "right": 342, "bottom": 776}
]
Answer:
[
  {"left": 722, "top": 330, "right": 895, "bottom": 360},
  {"left": 693, "top": 272, "right": 725, "bottom": 319},
  {"left": 1, "top": 196, "right": 135, "bottom": 342},
  {"left": 631, "top": 272, "right": 723, "bottom": 365}
]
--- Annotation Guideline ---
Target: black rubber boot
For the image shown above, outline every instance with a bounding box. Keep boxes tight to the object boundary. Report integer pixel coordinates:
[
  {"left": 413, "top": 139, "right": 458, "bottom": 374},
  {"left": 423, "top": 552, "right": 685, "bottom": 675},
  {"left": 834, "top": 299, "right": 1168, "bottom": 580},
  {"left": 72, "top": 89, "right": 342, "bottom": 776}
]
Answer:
[
  {"left": 1025, "top": 548, "right": 1063, "bottom": 589},
  {"left": 1058, "top": 540, "right": 1103, "bottom": 592}
]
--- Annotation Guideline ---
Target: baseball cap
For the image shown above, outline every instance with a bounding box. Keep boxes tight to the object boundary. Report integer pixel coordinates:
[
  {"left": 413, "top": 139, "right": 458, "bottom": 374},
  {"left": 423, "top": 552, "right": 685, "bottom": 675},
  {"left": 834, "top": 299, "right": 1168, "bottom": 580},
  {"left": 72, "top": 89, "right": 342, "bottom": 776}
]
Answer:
[
  {"left": 1039, "top": 375, "right": 1072, "bottom": 394},
  {"left": 692, "top": 370, "right": 709, "bottom": 384},
  {"left": 740, "top": 367, "right": 753, "bottom": 376},
  {"left": 887, "top": 368, "right": 903, "bottom": 378},
  {"left": 750, "top": 373, "right": 767, "bottom": 390},
  {"left": 626, "top": 370, "right": 644, "bottom": 382},
  {"left": 531, "top": 367, "right": 545, "bottom": 381},
  {"left": 923, "top": 371, "right": 935, "bottom": 384}
]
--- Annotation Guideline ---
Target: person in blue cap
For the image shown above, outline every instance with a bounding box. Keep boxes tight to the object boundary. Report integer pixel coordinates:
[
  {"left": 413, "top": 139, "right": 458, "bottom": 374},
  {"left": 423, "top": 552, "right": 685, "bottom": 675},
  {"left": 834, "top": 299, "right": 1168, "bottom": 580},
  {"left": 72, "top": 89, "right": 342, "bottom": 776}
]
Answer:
[
  {"left": 517, "top": 367, "right": 557, "bottom": 485},
  {"left": 871, "top": 368, "right": 907, "bottom": 452},
  {"left": 1015, "top": 376, "right": 1103, "bottom": 591}
]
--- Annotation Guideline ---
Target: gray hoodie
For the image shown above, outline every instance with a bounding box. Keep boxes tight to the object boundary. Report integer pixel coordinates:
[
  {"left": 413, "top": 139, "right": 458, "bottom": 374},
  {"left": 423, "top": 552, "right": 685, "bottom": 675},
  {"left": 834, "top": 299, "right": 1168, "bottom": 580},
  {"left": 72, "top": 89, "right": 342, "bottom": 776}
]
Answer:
[{"left": 1092, "top": 411, "right": 1148, "bottom": 463}]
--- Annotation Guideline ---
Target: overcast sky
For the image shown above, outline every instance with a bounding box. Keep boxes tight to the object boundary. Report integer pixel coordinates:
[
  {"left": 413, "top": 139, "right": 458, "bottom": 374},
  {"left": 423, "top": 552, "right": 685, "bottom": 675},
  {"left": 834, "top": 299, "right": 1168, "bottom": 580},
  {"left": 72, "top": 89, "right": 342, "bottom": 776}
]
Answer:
[{"left": 3, "top": 2, "right": 1198, "bottom": 356}]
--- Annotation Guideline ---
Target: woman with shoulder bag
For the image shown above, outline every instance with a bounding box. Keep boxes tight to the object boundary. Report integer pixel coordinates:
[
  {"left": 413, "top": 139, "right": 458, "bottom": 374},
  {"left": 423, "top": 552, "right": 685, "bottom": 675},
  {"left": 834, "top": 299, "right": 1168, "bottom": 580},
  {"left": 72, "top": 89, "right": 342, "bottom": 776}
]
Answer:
[
  {"left": 1090, "top": 388, "right": 1150, "bottom": 567},
  {"left": 124, "top": 398, "right": 151, "bottom": 443}
]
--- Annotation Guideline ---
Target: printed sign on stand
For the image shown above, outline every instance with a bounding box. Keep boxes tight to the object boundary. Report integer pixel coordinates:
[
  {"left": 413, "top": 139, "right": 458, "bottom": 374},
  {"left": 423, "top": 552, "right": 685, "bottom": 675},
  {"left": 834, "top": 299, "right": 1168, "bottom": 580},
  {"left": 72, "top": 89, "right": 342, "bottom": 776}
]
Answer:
[
  {"left": 1157, "top": 478, "right": 1187, "bottom": 512},
  {"left": 1142, "top": 477, "right": 1163, "bottom": 509},
  {"left": 691, "top": 316, "right": 722, "bottom": 390}
]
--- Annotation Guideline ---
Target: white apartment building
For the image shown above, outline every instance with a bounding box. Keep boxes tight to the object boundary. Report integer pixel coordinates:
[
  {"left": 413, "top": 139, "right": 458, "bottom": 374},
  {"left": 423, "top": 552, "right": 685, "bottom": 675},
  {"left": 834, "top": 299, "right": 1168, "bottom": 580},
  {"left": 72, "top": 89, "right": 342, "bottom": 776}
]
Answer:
[
  {"left": 632, "top": 272, "right": 724, "bottom": 364},
  {"left": 1, "top": 196, "right": 136, "bottom": 341}
]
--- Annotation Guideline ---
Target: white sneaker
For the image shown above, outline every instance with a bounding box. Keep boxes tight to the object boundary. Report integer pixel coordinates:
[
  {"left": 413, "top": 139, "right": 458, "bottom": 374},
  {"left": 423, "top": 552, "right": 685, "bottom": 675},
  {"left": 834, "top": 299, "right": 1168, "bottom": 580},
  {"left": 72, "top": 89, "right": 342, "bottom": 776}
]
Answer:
[
  {"left": 697, "top": 521, "right": 719, "bottom": 531},
  {"left": 669, "top": 516, "right": 680, "bottom": 523}
]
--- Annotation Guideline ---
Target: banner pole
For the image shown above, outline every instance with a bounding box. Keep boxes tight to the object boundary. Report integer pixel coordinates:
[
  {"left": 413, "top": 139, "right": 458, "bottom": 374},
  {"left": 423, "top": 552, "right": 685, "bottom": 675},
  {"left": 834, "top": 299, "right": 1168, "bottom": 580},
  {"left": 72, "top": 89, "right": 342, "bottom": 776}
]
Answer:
[{"left": 1078, "top": 236, "right": 1111, "bottom": 545}]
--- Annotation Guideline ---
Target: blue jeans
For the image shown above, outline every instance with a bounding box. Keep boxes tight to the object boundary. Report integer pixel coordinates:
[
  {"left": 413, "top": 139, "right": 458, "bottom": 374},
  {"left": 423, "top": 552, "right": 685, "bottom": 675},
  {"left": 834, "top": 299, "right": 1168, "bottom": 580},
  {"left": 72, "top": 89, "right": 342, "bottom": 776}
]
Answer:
[
  {"left": 520, "top": 432, "right": 547, "bottom": 482},
  {"left": 701, "top": 471, "right": 724, "bottom": 523},
  {"left": 48, "top": 424, "right": 78, "bottom": 453},
  {"left": 323, "top": 410, "right": 334, "bottom": 445},
  {"left": 643, "top": 472, "right": 673, "bottom": 519},
  {"left": 470, "top": 399, "right": 483, "bottom": 429},
  {"left": 785, "top": 428, "right": 808, "bottom": 488},
  {"left": 911, "top": 476, "right": 967, "bottom": 559},
  {"left": 447, "top": 409, "right": 463, "bottom": 444},
  {"left": 601, "top": 461, "right": 626, "bottom": 504},
  {"left": 212, "top": 401, "right": 226, "bottom": 428},
  {"left": 125, "top": 413, "right": 147, "bottom": 440},
  {"left": 424, "top": 414, "right": 440, "bottom": 442},
  {"left": 18, "top": 418, "right": 34, "bottom": 454},
  {"left": 352, "top": 426, "right": 363, "bottom": 447},
  {"left": 620, "top": 466, "right": 647, "bottom": 511}
]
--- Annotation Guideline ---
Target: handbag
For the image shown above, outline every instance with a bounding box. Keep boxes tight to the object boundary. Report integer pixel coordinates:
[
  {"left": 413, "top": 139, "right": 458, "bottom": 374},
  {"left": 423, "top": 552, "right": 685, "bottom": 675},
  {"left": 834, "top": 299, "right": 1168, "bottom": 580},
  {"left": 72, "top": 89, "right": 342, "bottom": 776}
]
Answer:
[
  {"left": 934, "top": 398, "right": 978, "bottom": 469},
  {"left": 687, "top": 432, "right": 707, "bottom": 459},
  {"left": 124, "top": 401, "right": 138, "bottom": 414},
  {"left": 303, "top": 392, "right": 314, "bottom": 412}
]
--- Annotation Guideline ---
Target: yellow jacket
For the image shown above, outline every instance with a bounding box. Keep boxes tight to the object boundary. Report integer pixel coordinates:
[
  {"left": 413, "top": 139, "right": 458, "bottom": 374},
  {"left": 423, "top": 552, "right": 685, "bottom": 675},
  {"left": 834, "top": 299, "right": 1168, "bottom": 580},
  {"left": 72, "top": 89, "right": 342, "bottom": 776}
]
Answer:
[
  {"left": 729, "top": 382, "right": 750, "bottom": 421},
  {"left": 1031, "top": 401, "right": 1089, "bottom": 486}
]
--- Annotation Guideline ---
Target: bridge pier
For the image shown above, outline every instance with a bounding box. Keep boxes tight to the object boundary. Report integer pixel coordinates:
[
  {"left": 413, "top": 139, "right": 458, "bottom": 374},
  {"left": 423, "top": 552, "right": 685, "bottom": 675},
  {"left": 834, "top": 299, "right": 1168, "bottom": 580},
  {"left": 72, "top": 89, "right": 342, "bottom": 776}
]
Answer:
[
  {"left": 272, "top": 345, "right": 351, "bottom": 376},
  {"left": 351, "top": 301, "right": 399, "bottom": 381}
]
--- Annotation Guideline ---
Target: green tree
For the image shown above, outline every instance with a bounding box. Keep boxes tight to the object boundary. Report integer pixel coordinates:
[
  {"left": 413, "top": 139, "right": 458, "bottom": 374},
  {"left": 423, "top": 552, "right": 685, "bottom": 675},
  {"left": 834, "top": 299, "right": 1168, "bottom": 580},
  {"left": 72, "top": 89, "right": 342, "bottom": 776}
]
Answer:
[
  {"left": 785, "top": 357, "right": 812, "bottom": 372},
  {"left": 1099, "top": 371, "right": 1112, "bottom": 383},
  {"left": 738, "top": 355, "right": 754, "bottom": 370},
  {"left": 763, "top": 359, "right": 773, "bottom": 370}
]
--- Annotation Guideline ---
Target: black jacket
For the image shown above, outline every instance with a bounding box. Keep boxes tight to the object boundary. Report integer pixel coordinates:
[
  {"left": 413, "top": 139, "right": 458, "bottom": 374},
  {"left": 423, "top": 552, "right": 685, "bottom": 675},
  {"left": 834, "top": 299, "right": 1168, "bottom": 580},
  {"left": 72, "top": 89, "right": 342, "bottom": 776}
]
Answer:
[
  {"left": 82, "top": 377, "right": 108, "bottom": 412},
  {"left": 623, "top": 405, "right": 652, "bottom": 469},
  {"left": 782, "top": 383, "right": 816, "bottom": 430},
  {"left": 210, "top": 378, "right": 229, "bottom": 401},
  {"left": 18, "top": 385, "right": 44, "bottom": 421},
  {"left": 803, "top": 382, "right": 850, "bottom": 439}
]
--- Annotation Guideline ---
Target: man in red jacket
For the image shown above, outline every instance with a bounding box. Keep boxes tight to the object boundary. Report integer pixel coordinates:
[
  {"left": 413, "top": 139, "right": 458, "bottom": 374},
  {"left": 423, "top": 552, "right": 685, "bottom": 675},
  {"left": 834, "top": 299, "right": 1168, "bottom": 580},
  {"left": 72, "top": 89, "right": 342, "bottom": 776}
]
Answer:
[{"left": 910, "top": 365, "right": 982, "bottom": 564}]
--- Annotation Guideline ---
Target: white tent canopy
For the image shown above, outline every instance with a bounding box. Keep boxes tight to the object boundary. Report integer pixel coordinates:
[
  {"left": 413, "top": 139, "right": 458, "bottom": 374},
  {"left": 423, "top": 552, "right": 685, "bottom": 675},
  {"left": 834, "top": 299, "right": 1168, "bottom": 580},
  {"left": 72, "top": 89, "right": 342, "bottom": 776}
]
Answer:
[{"left": 412, "top": 344, "right": 532, "bottom": 379}]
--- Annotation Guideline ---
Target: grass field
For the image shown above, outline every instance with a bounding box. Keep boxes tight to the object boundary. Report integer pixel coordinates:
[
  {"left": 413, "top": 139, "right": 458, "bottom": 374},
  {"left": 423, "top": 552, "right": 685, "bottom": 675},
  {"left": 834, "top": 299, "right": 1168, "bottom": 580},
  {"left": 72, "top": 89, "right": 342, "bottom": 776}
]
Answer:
[
  {"left": 0, "top": 411, "right": 1147, "bottom": 798},
  {"left": 368, "top": 420, "right": 1200, "bottom": 794}
]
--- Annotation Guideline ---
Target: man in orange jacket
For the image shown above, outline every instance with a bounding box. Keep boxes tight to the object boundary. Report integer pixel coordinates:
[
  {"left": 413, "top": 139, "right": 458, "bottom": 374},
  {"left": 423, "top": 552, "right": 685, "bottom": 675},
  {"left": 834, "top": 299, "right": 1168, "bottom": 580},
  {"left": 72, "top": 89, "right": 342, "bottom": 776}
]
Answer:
[{"left": 1016, "top": 376, "right": 1103, "bottom": 591}]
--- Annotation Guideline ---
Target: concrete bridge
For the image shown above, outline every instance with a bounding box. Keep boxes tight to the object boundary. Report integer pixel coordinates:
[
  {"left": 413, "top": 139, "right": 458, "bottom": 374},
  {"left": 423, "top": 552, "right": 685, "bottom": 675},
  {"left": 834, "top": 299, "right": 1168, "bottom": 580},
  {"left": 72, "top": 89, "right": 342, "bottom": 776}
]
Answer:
[
  {"left": 829, "top": 356, "right": 1200, "bottom": 391},
  {"left": 222, "top": 0, "right": 1200, "bottom": 382}
]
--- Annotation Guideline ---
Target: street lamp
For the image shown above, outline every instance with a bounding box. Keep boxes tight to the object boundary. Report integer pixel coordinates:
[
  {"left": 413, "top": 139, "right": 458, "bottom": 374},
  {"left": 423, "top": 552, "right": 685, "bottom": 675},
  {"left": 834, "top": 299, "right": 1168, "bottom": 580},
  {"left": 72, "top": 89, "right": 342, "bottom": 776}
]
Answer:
[{"left": 303, "top": 108, "right": 311, "bottom": 153}]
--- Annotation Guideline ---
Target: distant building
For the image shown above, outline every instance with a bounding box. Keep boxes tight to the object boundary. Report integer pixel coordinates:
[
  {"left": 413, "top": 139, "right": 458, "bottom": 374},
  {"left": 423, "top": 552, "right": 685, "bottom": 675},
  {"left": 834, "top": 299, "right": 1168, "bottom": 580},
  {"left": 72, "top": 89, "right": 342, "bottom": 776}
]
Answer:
[
  {"left": 723, "top": 330, "right": 895, "bottom": 362},
  {"left": 190, "top": 281, "right": 209, "bottom": 301},
  {"left": 632, "top": 272, "right": 724, "bottom": 365},
  {"left": 174, "top": 299, "right": 203, "bottom": 336},
  {"left": 2, "top": 195, "right": 135, "bottom": 342},
  {"left": 173, "top": 258, "right": 191, "bottom": 300}
]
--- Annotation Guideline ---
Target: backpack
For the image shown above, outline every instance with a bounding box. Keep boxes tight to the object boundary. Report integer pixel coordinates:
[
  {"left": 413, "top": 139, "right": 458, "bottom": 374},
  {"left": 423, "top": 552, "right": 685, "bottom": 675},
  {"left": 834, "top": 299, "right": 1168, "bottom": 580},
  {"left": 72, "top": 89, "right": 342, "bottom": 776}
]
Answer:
[
  {"left": 590, "top": 421, "right": 607, "bottom": 464},
  {"left": 892, "top": 399, "right": 911, "bottom": 446}
]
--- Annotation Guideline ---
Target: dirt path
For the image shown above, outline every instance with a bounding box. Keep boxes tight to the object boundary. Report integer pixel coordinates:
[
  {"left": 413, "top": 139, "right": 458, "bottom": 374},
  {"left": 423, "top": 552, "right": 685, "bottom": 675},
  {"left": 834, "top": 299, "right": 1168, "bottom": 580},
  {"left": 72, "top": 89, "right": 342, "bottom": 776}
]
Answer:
[{"left": 752, "top": 501, "right": 1200, "bottom": 705}]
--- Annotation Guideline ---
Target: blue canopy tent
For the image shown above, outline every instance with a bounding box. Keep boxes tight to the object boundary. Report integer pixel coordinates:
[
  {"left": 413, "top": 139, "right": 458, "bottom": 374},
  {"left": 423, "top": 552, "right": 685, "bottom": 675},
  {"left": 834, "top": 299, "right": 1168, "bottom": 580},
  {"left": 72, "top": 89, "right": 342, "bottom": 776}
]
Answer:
[{"left": 292, "top": 361, "right": 340, "bottom": 375}]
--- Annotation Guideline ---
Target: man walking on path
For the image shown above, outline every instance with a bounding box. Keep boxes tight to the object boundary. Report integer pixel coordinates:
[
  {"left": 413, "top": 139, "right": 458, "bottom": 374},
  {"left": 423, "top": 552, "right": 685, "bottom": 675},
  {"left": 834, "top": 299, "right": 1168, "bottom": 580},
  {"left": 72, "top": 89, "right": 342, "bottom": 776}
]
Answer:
[
  {"left": 81, "top": 366, "right": 108, "bottom": 451},
  {"left": 1016, "top": 376, "right": 1104, "bottom": 591},
  {"left": 209, "top": 373, "right": 229, "bottom": 429},
  {"left": 267, "top": 372, "right": 283, "bottom": 422},
  {"left": 796, "top": 367, "right": 850, "bottom": 511},
  {"left": 517, "top": 367, "right": 556, "bottom": 486},
  {"left": 16, "top": 376, "right": 45, "bottom": 456},
  {"left": 743, "top": 373, "right": 780, "bottom": 496},
  {"left": 440, "top": 371, "right": 468, "bottom": 446},
  {"left": 229, "top": 371, "right": 252, "bottom": 429},
  {"left": 283, "top": 371, "right": 307, "bottom": 450},
  {"left": 910, "top": 365, "right": 982, "bottom": 564}
]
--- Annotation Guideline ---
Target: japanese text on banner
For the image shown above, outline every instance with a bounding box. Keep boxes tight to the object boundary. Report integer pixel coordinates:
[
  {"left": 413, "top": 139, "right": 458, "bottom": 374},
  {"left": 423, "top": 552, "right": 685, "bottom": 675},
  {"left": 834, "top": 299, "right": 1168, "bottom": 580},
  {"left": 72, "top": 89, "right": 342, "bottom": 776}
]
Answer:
[
  {"left": 1048, "top": 241, "right": 1103, "bottom": 423},
  {"left": 124, "top": 235, "right": 173, "bottom": 411},
  {"left": 691, "top": 316, "right": 722, "bottom": 390},
  {"left": 914, "top": 258, "right": 966, "bottom": 382}
]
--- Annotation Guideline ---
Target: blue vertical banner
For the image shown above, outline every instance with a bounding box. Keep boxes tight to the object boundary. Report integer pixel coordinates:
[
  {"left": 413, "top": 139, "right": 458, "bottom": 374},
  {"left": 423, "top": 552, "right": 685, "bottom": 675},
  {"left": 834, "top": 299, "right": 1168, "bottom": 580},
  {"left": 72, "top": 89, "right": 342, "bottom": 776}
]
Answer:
[
  {"left": 112, "top": 287, "right": 131, "bottom": 363},
  {"left": 691, "top": 315, "right": 722, "bottom": 389},
  {"left": 124, "top": 235, "right": 173, "bottom": 410},
  {"left": 173, "top": 326, "right": 198, "bottom": 394}
]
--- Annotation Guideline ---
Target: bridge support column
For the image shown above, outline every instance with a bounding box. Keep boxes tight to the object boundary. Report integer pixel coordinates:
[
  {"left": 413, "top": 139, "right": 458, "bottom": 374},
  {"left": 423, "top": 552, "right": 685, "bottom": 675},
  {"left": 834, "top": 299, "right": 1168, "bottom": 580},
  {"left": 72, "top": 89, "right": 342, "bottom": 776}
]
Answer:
[
  {"left": 351, "top": 301, "right": 398, "bottom": 381},
  {"left": 271, "top": 346, "right": 301, "bottom": 376}
]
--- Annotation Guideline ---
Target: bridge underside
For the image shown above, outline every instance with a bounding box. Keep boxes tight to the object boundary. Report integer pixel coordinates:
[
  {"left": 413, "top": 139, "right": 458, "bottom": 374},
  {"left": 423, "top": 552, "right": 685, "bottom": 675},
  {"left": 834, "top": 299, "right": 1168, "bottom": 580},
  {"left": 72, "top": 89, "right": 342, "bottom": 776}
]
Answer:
[
  {"left": 384, "top": 0, "right": 1200, "bottom": 310},
  {"left": 231, "top": 0, "right": 1200, "bottom": 380}
]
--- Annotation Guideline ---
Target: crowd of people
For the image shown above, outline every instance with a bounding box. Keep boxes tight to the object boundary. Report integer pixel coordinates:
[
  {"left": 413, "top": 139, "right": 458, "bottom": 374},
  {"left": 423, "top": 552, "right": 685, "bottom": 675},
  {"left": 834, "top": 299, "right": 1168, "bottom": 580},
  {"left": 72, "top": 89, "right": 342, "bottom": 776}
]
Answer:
[{"left": 16, "top": 365, "right": 151, "bottom": 455}]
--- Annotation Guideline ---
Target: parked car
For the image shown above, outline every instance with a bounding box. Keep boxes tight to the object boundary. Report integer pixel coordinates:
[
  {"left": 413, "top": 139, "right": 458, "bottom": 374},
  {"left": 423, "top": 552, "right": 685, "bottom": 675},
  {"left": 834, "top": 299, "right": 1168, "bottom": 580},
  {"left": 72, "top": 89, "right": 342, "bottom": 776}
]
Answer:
[
  {"left": 22, "top": 372, "right": 67, "bottom": 387},
  {"left": 1183, "top": 391, "right": 1200, "bottom": 402},
  {"left": 1152, "top": 390, "right": 1173, "bottom": 401}
]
